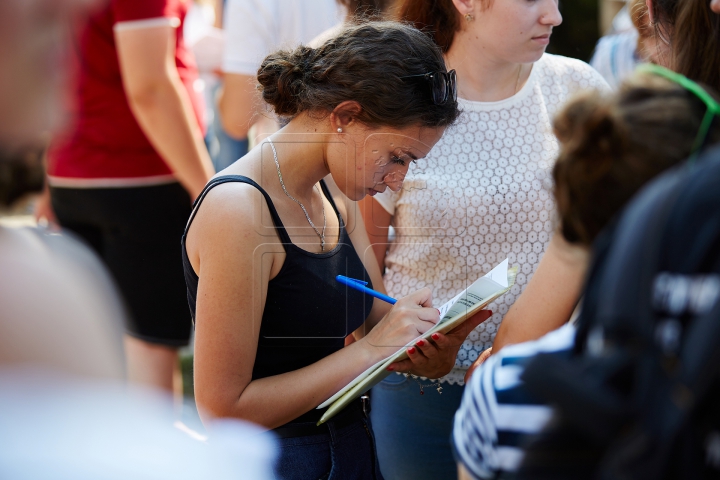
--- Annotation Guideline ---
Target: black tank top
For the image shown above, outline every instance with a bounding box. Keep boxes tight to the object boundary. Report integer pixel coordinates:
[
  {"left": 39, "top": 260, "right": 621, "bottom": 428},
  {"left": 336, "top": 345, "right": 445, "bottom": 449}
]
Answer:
[{"left": 181, "top": 175, "right": 374, "bottom": 424}]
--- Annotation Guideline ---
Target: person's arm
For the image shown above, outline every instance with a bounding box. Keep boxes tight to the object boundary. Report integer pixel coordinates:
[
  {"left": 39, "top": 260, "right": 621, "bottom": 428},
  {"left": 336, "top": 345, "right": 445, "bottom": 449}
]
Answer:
[
  {"left": 217, "top": 73, "right": 261, "bottom": 140},
  {"left": 458, "top": 464, "right": 475, "bottom": 480},
  {"left": 34, "top": 183, "right": 57, "bottom": 228},
  {"left": 218, "top": 0, "right": 274, "bottom": 140},
  {"left": 359, "top": 196, "right": 392, "bottom": 274},
  {"left": 491, "top": 234, "right": 589, "bottom": 352},
  {"left": 114, "top": 23, "right": 214, "bottom": 199},
  {"left": 189, "top": 183, "right": 440, "bottom": 429},
  {"left": 213, "top": 0, "right": 223, "bottom": 28},
  {"left": 218, "top": 74, "right": 280, "bottom": 142},
  {"left": 463, "top": 234, "right": 588, "bottom": 382}
]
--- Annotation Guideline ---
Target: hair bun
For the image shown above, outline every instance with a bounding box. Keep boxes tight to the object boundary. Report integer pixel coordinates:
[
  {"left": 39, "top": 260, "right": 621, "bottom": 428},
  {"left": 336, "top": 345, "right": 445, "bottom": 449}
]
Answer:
[
  {"left": 255, "top": 22, "right": 458, "bottom": 129},
  {"left": 257, "top": 46, "right": 315, "bottom": 117},
  {"left": 554, "top": 90, "right": 621, "bottom": 169}
]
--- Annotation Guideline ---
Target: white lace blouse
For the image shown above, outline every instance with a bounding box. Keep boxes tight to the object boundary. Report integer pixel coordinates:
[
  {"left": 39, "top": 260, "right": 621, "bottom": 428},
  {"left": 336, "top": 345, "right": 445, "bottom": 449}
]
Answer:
[{"left": 374, "top": 53, "right": 609, "bottom": 385}]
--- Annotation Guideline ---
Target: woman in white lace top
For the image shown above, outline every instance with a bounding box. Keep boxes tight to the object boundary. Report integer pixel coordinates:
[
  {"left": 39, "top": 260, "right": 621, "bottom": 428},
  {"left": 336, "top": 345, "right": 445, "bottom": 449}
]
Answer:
[{"left": 360, "top": 1, "right": 609, "bottom": 478}]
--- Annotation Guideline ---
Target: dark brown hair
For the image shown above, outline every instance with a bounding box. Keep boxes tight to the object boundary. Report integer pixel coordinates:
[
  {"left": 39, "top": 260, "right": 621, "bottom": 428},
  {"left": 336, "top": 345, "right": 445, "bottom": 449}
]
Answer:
[
  {"left": 650, "top": 0, "right": 720, "bottom": 90},
  {"left": 673, "top": 0, "right": 720, "bottom": 91},
  {"left": 257, "top": 21, "right": 459, "bottom": 128},
  {"left": 337, "top": 0, "right": 392, "bottom": 19},
  {"left": 553, "top": 73, "right": 720, "bottom": 245},
  {"left": 394, "top": 0, "right": 492, "bottom": 52},
  {"left": 0, "top": 145, "right": 45, "bottom": 208}
]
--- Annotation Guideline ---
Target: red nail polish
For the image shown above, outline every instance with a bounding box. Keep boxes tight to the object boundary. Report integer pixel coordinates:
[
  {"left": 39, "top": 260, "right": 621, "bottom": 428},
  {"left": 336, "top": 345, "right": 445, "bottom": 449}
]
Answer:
[
  {"left": 386, "top": 365, "right": 394, "bottom": 371},
  {"left": 408, "top": 347, "right": 416, "bottom": 354},
  {"left": 432, "top": 333, "right": 440, "bottom": 340},
  {"left": 436, "top": 308, "right": 441, "bottom": 315},
  {"left": 417, "top": 339, "right": 425, "bottom": 347}
]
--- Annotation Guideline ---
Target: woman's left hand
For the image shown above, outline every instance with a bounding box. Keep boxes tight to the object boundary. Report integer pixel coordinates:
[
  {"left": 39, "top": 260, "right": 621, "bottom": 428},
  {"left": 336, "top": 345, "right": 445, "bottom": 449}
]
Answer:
[{"left": 387, "top": 309, "right": 492, "bottom": 379}]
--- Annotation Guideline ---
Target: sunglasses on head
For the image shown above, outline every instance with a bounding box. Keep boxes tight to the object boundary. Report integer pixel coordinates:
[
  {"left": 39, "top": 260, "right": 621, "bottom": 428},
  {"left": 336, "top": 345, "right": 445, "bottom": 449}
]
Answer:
[
  {"left": 637, "top": 63, "right": 720, "bottom": 163},
  {"left": 401, "top": 70, "right": 457, "bottom": 105}
]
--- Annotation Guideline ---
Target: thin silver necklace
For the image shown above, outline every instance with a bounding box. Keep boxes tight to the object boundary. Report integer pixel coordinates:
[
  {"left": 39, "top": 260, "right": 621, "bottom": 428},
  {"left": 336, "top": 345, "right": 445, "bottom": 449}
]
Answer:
[{"left": 267, "top": 137, "right": 327, "bottom": 251}]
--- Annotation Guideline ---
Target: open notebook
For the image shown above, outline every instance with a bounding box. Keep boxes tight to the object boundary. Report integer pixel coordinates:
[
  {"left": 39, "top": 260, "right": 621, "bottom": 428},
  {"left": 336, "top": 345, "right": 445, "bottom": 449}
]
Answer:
[{"left": 317, "top": 258, "right": 518, "bottom": 425}]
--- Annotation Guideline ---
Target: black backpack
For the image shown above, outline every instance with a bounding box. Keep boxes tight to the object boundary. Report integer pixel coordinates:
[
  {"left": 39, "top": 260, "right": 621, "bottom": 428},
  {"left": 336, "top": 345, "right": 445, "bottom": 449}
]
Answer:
[{"left": 514, "top": 146, "right": 720, "bottom": 480}]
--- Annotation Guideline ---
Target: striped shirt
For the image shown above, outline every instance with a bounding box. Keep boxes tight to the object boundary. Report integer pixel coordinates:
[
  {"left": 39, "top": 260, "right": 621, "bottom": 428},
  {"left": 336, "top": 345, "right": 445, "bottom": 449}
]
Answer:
[{"left": 452, "top": 323, "right": 576, "bottom": 479}]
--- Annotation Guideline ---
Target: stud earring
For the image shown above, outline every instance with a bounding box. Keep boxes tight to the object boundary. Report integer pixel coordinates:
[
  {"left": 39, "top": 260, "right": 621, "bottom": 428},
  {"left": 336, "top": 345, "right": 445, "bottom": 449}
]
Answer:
[
  {"left": 465, "top": 13, "right": 474, "bottom": 22},
  {"left": 337, "top": 127, "right": 343, "bottom": 133}
]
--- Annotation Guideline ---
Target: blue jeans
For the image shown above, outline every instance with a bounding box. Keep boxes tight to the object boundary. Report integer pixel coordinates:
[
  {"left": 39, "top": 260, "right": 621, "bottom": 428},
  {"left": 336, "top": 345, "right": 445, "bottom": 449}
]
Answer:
[
  {"left": 370, "top": 374, "right": 464, "bottom": 480},
  {"left": 274, "top": 415, "right": 384, "bottom": 480},
  {"left": 205, "top": 104, "right": 248, "bottom": 172}
]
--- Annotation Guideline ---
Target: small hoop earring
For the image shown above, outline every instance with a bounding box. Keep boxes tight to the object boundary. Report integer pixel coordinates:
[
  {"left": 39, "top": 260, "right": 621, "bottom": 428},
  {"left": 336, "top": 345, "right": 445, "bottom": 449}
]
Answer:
[
  {"left": 337, "top": 127, "right": 343, "bottom": 133},
  {"left": 465, "top": 13, "right": 474, "bottom": 22}
]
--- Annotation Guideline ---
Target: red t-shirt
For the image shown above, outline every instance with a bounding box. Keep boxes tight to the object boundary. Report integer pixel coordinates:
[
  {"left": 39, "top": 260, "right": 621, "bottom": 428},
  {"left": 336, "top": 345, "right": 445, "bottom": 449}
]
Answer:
[{"left": 48, "top": 0, "right": 204, "bottom": 185}]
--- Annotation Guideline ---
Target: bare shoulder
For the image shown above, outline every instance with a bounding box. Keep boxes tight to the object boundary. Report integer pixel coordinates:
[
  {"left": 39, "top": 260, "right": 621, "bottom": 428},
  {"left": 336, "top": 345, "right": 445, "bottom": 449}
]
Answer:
[
  {"left": 184, "top": 177, "right": 285, "bottom": 276},
  {"left": 189, "top": 178, "right": 277, "bottom": 243}
]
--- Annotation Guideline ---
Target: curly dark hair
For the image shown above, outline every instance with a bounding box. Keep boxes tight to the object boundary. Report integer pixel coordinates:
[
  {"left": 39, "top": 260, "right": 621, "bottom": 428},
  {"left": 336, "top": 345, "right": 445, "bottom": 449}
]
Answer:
[
  {"left": 256, "top": 21, "right": 459, "bottom": 129},
  {"left": 553, "top": 72, "right": 720, "bottom": 245}
]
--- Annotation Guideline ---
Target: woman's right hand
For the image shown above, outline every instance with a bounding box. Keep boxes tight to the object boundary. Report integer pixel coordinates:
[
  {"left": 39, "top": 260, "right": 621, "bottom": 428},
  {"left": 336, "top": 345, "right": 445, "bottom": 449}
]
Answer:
[
  {"left": 360, "top": 287, "right": 439, "bottom": 360},
  {"left": 34, "top": 185, "right": 58, "bottom": 229}
]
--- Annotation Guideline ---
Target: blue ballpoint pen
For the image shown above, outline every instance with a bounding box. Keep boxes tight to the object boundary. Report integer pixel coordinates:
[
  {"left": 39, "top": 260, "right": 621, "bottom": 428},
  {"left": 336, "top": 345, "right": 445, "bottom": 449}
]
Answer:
[{"left": 336, "top": 275, "right": 397, "bottom": 305}]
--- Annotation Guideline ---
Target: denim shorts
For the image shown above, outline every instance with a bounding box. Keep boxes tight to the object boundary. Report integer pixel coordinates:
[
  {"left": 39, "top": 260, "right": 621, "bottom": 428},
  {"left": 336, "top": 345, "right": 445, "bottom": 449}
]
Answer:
[{"left": 274, "top": 412, "right": 384, "bottom": 480}]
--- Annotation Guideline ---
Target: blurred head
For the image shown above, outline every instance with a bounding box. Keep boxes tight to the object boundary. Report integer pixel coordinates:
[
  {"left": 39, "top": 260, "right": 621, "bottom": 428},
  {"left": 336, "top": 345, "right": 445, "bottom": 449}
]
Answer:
[
  {"left": 646, "top": 0, "right": 720, "bottom": 89},
  {"left": 257, "top": 21, "right": 458, "bottom": 200},
  {"left": 396, "top": 0, "right": 561, "bottom": 62},
  {"left": 0, "top": 0, "right": 97, "bottom": 209},
  {"left": 553, "top": 71, "right": 720, "bottom": 246},
  {"left": 0, "top": 0, "right": 96, "bottom": 147},
  {"left": 0, "top": 228, "right": 126, "bottom": 380}
]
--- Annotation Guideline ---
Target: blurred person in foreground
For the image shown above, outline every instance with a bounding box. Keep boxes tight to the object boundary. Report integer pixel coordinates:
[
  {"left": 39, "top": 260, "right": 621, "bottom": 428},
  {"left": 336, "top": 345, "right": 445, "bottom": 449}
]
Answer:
[
  {"left": 0, "top": 1, "right": 275, "bottom": 478},
  {"left": 40, "top": 0, "right": 216, "bottom": 395},
  {"left": 453, "top": 65, "right": 720, "bottom": 480},
  {"left": 0, "top": 0, "right": 127, "bottom": 376},
  {"left": 453, "top": 0, "right": 720, "bottom": 476}
]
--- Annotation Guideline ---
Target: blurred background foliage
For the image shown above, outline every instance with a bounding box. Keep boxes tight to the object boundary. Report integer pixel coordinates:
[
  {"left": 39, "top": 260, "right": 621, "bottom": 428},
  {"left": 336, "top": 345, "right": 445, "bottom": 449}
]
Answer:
[{"left": 548, "top": 0, "right": 601, "bottom": 62}]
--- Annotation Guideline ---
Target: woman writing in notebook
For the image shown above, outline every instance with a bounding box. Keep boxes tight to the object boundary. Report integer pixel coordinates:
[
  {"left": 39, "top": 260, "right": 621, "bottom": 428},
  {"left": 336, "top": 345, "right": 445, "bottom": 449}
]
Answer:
[{"left": 183, "top": 22, "right": 490, "bottom": 479}]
